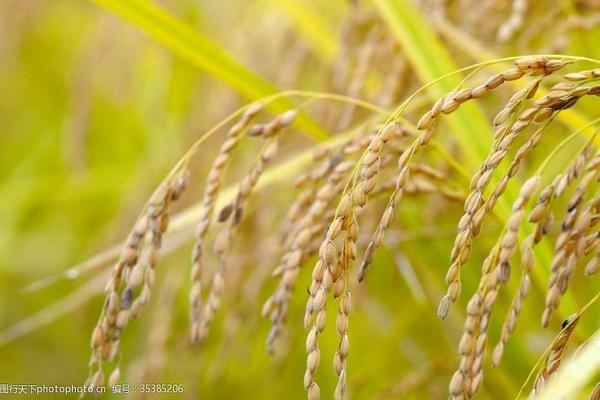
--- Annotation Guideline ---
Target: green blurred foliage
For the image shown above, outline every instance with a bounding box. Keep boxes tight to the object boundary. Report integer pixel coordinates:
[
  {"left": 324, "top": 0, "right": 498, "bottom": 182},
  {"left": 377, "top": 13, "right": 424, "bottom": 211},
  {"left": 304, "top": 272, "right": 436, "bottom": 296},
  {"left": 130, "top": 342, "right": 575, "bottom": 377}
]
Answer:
[{"left": 0, "top": 1, "right": 599, "bottom": 399}]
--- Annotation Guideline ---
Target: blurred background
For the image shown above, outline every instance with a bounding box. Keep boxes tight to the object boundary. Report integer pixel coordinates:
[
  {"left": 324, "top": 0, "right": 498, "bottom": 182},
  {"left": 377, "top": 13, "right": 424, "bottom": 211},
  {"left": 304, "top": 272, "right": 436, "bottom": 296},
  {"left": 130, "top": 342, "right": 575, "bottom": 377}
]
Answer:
[{"left": 1, "top": 0, "right": 600, "bottom": 399}]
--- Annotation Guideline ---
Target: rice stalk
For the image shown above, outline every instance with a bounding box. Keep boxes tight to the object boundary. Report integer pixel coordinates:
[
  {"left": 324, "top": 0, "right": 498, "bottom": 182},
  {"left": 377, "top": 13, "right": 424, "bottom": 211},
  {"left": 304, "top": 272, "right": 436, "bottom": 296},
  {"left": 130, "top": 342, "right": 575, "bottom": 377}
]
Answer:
[
  {"left": 529, "top": 314, "right": 580, "bottom": 398},
  {"left": 192, "top": 109, "right": 297, "bottom": 342}
]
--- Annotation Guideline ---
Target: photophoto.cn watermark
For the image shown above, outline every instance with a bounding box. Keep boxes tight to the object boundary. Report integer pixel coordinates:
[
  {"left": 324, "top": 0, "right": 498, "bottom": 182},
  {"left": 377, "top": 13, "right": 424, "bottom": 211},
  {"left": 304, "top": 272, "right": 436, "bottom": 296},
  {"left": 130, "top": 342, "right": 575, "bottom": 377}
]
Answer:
[{"left": 0, "top": 383, "right": 185, "bottom": 396}]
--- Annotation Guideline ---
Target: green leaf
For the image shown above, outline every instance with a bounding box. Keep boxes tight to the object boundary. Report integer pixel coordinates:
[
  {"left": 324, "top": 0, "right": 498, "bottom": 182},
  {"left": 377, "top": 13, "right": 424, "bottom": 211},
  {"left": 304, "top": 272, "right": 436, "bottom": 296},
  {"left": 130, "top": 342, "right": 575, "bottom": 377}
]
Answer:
[
  {"left": 372, "top": 0, "right": 493, "bottom": 169},
  {"left": 535, "top": 326, "right": 600, "bottom": 400},
  {"left": 92, "top": 0, "right": 329, "bottom": 141},
  {"left": 267, "top": 0, "right": 339, "bottom": 61}
]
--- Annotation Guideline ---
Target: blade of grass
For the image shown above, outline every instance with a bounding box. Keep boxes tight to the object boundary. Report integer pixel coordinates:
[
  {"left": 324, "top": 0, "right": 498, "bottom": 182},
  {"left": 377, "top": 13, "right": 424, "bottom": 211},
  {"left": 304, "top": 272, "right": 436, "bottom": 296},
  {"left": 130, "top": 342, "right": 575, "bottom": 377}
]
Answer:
[
  {"left": 526, "top": 293, "right": 600, "bottom": 400},
  {"left": 535, "top": 331, "right": 600, "bottom": 399},
  {"left": 92, "top": 0, "right": 329, "bottom": 141},
  {"left": 371, "top": 0, "right": 492, "bottom": 169},
  {"left": 265, "top": 0, "right": 339, "bottom": 61}
]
